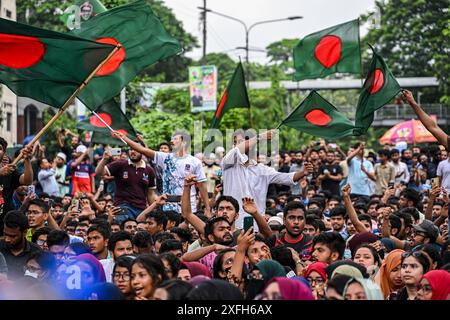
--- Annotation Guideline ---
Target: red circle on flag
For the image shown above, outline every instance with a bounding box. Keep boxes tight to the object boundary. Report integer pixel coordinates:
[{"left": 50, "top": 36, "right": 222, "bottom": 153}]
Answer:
[
  {"left": 305, "top": 109, "right": 332, "bottom": 126},
  {"left": 112, "top": 129, "right": 128, "bottom": 137},
  {"left": 95, "top": 37, "right": 125, "bottom": 76},
  {"left": 0, "top": 33, "right": 45, "bottom": 68},
  {"left": 314, "top": 35, "right": 342, "bottom": 68},
  {"left": 89, "top": 113, "right": 112, "bottom": 128},
  {"left": 368, "top": 68, "right": 384, "bottom": 94}
]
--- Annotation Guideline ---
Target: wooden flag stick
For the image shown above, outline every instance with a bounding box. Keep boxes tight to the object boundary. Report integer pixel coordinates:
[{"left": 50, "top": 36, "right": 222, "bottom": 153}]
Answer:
[
  {"left": 12, "top": 45, "right": 122, "bottom": 166},
  {"left": 91, "top": 110, "right": 128, "bottom": 145}
]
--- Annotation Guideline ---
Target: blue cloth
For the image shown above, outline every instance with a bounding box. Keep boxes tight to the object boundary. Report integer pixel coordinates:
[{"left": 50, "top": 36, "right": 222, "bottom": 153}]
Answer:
[
  {"left": 347, "top": 157, "right": 374, "bottom": 196},
  {"left": 116, "top": 203, "right": 143, "bottom": 223}
]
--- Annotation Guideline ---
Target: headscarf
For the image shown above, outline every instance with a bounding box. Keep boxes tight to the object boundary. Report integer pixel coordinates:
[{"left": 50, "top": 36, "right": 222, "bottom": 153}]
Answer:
[
  {"left": 304, "top": 262, "right": 328, "bottom": 281},
  {"left": 343, "top": 277, "right": 384, "bottom": 300},
  {"left": 325, "top": 260, "right": 368, "bottom": 279},
  {"left": 189, "top": 275, "right": 210, "bottom": 287},
  {"left": 186, "top": 279, "right": 243, "bottom": 300},
  {"left": 348, "top": 232, "right": 379, "bottom": 258},
  {"left": 421, "top": 270, "right": 450, "bottom": 300},
  {"left": 72, "top": 253, "right": 106, "bottom": 283},
  {"left": 181, "top": 262, "right": 212, "bottom": 279},
  {"left": 265, "top": 277, "right": 315, "bottom": 300},
  {"left": 331, "top": 265, "right": 364, "bottom": 279},
  {"left": 254, "top": 260, "right": 286, "bottom": 284},
  {"left": 291, "top": 276, "right": 311, "bottom": 289},
  {"left": 376, "top": 249, "right": 404, "bottom": 299}
]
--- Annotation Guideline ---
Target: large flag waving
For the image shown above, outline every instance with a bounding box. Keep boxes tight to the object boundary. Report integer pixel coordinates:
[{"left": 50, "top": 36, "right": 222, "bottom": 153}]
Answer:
[
  {"left": 278, "top": 90, "right": 355, "bottom": 139},
  {"left": 293, "top": 19, "right": 360, "bottom": 81},
  {"left": 70, "top": 0, "right": 182, "bottom": 110},
  {"left": 210, "top": 62, "right": 250, "bottom": 129},
  {"left": 354, "top": 46, "right": 401, "bottom": 135},
  {"left": 76, "top": 99, "right": 138, "bottom": 144},
  {"left": 0, "top": 17, "right": 114, "bottom": 108}
]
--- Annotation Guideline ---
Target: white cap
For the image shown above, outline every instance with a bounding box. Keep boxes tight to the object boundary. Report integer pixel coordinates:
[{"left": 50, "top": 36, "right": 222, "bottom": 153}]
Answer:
[
  {"left": 56, "top": 152, "right": 67, "bottom": 162},
  {"left": 268, "top": 216, "right": 283, "bottom": 226},
  {"left": 277, "top": 212, "right": 284, "bottom": 219},
  {"left": 208, "top": 153, "right": 216, "bottom": 160},
  {"left": 215, "top": 146, "right": 225, "bottom": 154},
  {"left": 76, "top": 145, "right": 87, "bottom": 154}
]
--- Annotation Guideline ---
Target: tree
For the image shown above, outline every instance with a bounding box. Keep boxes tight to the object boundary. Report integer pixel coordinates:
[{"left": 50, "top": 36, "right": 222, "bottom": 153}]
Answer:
[
  {"left": 362, "top": 0, "right": 449, "bottom": 102},
  {"left": 266, "top": 38, "right": 298, "bottom": 76}
]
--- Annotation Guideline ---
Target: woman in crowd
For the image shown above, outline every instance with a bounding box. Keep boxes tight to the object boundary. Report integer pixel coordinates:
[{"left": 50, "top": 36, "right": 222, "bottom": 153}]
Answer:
[
  {"left": 130, "top": 254, "right": 168, "bottom": 300},
  {"left": 186, "top": 279, "right": 244, "bottom": 300},
  {"left": 416, "top": 270, "right": 450, "bottom": 300},
  {"left": 343, "top": 277, "right": 383, "bottom": 300},
  {"left": 246, "top": 260, "right": 286, "bottom": 300},
  {"left": 177, "top": 261, "right": 212, "bottom": 281},
  {"left": 304, "top": 262, "right": 327, "bottom": 299},
  {"left": 212, "top": 248, "right": 236, "bottom": 280},
  {"left": 112, "top": 255, "right": 136, "bottom": 300},
  {"left": 153, "top": 279, "right": 193, "bottom": 300},
  {"left": 258, "top": 277, "right": 314, "bottom": 300},
  {"left": 24, "top": 251, "right": 57, "bottom": 282},
  {"left": 375, "top": 249, "right": 404, "bottom": 299},
  {"left": 353, "top": 244, "right": 381, "bottom": 279},
  {"left": 160, "top": 252, "right": 181, "bottom": 279}
]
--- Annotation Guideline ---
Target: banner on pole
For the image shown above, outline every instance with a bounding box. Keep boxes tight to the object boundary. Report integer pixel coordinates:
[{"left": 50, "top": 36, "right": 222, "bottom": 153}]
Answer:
[{"left": 188, "top": 65, "right": 217, "bottom": 113}]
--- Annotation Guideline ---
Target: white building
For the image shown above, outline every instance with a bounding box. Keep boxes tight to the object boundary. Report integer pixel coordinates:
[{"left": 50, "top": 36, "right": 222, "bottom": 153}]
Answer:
[{"left": 0, "top": 0, "right": 17, "bottom": 146}]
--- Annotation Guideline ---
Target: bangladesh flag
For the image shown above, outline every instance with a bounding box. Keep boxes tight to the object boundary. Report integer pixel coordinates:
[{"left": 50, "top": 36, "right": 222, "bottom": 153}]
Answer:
[
  {"left": 0, "top": 17, "right": 114, "bottom": 108},
  {"left": 210, "top": 62, "right": 250, "bottom": 129},
  {"left": 76, "top": 99, "right": 138, "bottom": 145},
  {"left": 354, "top": 46, "right": 401, "bottom": 135},
  {"left": 70, "top": 0, "right": 182, "bottom": 110},
  {"left": 293, "top": 19, "right": 361, "bottom": 81},
  {"left": 278, "top": 90, "right": 355, "bottom": 139}
]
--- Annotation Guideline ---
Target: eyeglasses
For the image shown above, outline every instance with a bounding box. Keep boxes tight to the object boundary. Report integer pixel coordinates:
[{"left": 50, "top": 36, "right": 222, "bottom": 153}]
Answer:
[
  {"left": 113, "top": 272, "right": 130, "bottom": 281},
  {"left": 307, "top": 277, "right": 325, "bottom": 286},
  {"left": 36, "top": 239, "right": 47, "bottom": 246},
  {"left": 247, "top": 272, "right": 263, "bottom": 280},
  {"left": 24, "top": 265, "right": 41, "bottom": 273},
  {"left": 401, "top": 251, "right": 427, "bottom": 259},
  {"left": 254, "top": 292, "right": 283, "bottom": 300},
  {"left": 416, "top": 283, "right": 433, "bottom": 293}
]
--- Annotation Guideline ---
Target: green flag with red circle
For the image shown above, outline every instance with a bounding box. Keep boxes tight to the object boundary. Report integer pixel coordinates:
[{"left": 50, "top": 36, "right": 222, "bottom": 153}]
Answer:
[
  {"left": 354, "top": 46, "right": 401, "bottom": 135},
  {"left": 76, "top": 99, "right": 138, "bottom": 145},
  {"left": 0, "top": 17, "right": 115, "bottom": 108},
  {"left": 70, "top": 0, "right": 182, "bottom": 111},
  {"left": 210, "top": 61, "right": 250, "bottom": 129},
  {"left": 293, "top": 19, "right": 361, "bottom": 81},
  {"left": 278, "top": 90, "right": 355, "bottom": 139}
]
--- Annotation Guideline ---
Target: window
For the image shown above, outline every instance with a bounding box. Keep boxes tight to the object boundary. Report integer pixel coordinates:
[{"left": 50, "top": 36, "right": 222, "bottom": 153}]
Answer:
[
  {"left": 6, "top": 112, "right": 11, "bottom": 132},
  {"left": 6, "top": 10, "right": 12, "bottom": 19}
]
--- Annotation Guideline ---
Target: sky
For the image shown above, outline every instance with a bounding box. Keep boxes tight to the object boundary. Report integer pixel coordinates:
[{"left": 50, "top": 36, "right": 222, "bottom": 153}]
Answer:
[{"left": 162, "top": 0, "right": 377, "bottom": 63}]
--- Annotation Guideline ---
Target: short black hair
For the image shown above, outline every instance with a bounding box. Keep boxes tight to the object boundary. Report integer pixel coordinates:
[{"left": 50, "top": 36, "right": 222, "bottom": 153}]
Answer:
[
  {"left": 377, "top": 149, "right": 390, "bottom": 158},
  {"left": 4, "top": 210, "right": 28, "bottom": 231},
  {"left": 396, "top": 212, "right": 413, "bottom": 228},
  {"left": 146, "top": 210, "right": 168, "bottom": 231},
  {"left": 390, "top": 148, "right": 400, "bottom": 156},
  {"left": 215, "top": 195, "right": 240, "bottom": 213},
  {"left": 120, "top": 218, "right": 136, "bottom": 230},
  {"left": 389, "top": 214, "right": 402, "bottom": 233},
  {"left": 87, "top": 224, "right": 111, "bottom": 240},
  {"left": 358, "top": 214, "right": 372, "bottom": 228},
  {"left": 132, "top": 231, "right": 153, "bottom": 248},
  {"left": 329, "top": 205, "right": 346, "bottom": 218},
  {"left": 170, "top": 227, "right": 192, "bottom": 243},
  {"left": 158, "top": 142, "right": 171, "bottom": 150},
  {"left": 26, "top": 251, "right": 57, "bottom": 273},
  {"left": 305, "top": 216, "right": 320, "bottom": 231},
  {"left": 0, "top": 137, "right": 8, "bottom": 151},
  {"left": 47, "top": 230, "right": 70, "bottom": 248},
  {"left": 131, "top": 254, "right": 168, "bottom": 286},
  {"left": 159, "top": 239, "right": 183, "bottom": 254},
  {"left": 312, "top": 232, "right": 346, "bottom": 260},
  {"left": 400, "top": 189, "right": 421, "bottom": 207},
  {"left": 165, "top": 211, "right": 181, "bottom": 226},
  {"left": 204, "top": 216, "right": 230, "bottom": 239},
  {"left": 27, "top": 199, "right": 50, "bottom": 214},
  {"left": 270, "top": 245, "right": 296, "bottom": 271},
  {"left": 31, "top": 226, "right": 52, "bottom": 243},
  {"left": 398, "top": 208, "right": 419, "bottom": 222},
  {"left": 108, "top": 231, "right": 132, "bottom": 252},
  {"left": 154, "top": 232, "right": 175, "bottom": 244},
  {"left": 283, "top": 201, "right": 306, "bottom": 218},
  {"left": 159, "top": 252, "right": 181, "bottom": 277},
  {"left": 113, "top": 255, "right": 136, "bottom": 274}
]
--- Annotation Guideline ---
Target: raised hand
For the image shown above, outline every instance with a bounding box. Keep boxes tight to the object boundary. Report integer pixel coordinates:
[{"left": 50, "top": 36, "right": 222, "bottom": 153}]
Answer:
[
  {"left": 242, "top": 197, "right": 258, "bottom": 216},
  {"left": 341, "top": 183, "right": 351, "bottom": 197},
  {"left": 184, "top": 174, "right": 197, "bottom": 187},
  {"left": 0, "top": 164, "right": 16, "bottom": 176},
  {"left": 236, "top": 227, "right": 255, "bottom": 251}
]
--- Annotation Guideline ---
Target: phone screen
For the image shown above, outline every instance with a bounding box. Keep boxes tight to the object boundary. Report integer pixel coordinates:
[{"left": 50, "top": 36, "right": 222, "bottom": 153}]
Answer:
[{"left": 243, "top": 216, "right": 254, "bottom": 232}]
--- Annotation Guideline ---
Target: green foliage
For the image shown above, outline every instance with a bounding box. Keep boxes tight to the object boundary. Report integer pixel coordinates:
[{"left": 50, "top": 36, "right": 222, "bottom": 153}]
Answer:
[
  {"left": 361, "top": 0, "right": 449, "bottom": 102},
  {"left": 266, "top": 38, "right": 298, "bottom": 76},
  {"left": 194, "top": 53, "right": 237, "bottom": 83}
]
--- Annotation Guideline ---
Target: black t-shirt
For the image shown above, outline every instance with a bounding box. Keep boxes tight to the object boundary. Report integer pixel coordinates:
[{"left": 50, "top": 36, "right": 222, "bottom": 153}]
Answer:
[
  {"left": 266, "top": 232, "right": 313, "bottom": 260},
  {"left": 0, "top": 240, "right": 42, "bottom": 280},
  {"left": 0, "top": 169, "right": 21, "bottom": 235},
  {"left": 318, "top": 163, "right": 342, "bottom": 196}
]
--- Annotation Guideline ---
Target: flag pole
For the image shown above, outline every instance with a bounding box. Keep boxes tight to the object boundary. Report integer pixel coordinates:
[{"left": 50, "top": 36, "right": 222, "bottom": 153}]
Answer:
[
  {"left": 12, "top": 45, "right": 122, "bottom": 166},
  {"left": 92, "top": 110, "right": 128, "bottom": 145},
  {"left": 357, "top": 18, "right": 364, "bottom": 88}
]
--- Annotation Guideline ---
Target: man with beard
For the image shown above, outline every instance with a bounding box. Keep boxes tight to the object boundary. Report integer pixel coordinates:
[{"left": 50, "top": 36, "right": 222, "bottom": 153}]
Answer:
[
  {"left": 96, "top": 147, "right": 156, "bottom": 223},
  {"left": 0, "top": 211, "right": 41, "bottom": 280},
  {"left": 112, "top": 131, "right": 210, "bottom": 216},
  {"left": 390, "top": 149, "right": 410, "bottom": 186},
  {"left": 266, "top": 201, "right": 313, "bottom": 261}
]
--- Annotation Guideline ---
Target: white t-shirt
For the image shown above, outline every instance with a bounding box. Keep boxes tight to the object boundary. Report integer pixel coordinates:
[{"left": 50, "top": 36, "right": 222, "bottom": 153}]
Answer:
[
  {"left": 437, "top": 159, "right": 450, "bottom": 193},
  {"left": 221, "top": 147, "right": 296, "bottom": 230},
  {"left": 154, "top": 152, "right": 207, "bottom": 213}
]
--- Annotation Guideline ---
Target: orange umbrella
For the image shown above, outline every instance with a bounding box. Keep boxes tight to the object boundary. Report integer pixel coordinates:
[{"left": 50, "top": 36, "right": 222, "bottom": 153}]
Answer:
[{"left": 379, "top": 117, "right": 438, "bottom": 145}]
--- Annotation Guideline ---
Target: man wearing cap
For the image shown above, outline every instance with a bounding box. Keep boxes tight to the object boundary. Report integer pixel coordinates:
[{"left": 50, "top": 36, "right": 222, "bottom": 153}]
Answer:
[
  {"left": 411, "top": 220, "right": 440, "bottom": 250},
  {"left": 68, "top": 145, "right": 95, "bottom": 195},
  {"left": 54, "top": 152, "right": 68, "bottom": 197}
]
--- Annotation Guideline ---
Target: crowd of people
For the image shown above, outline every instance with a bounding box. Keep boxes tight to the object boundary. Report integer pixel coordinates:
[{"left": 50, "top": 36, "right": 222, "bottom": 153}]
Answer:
[{"left": 0, "top": 90, "right": 449, "bottom": 300}]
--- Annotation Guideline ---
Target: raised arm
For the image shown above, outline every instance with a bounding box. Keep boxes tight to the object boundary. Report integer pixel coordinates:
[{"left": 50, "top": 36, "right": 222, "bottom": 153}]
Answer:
[
  {"left": 346, "top": 143, "right": 363, "bottom": 165},
  {"left": 229, "top": 228, "right": 255, "bottom": 287},
  {"left": 403, "top": 89, "right": 448, "bottom": 148},
  {"left": 136, "top": 195, "right": 167, "bottom": 223},
  {"left": 19, "top": 145, "right": 33, "bottom": 185},
  {"left": 95, "top": 149, "right": 110, "bottom": 176},
  {"left": 181, "top": 175, "right": 206, "bottom": 235},
  {"left": 242, "top": 197, "right": 273, "bottom": 238},
  {"left": 425, "top": 186, "right": 440, "bottom": 221},
  {"left": 342, "top": 184, "right": 367, "bottom": 233},
  {"left": 112, "top": 131, "right": 155, "bottom": 159}
]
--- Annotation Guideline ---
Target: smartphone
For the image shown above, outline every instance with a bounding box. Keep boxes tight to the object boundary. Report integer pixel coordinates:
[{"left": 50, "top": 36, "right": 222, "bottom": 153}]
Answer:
[
  {"left": 243, "top": 216, "right": 254, "bottom": 233},
  {"left": 431, "top": 177, "right": 440, "bottom": 189},
  {"left": 110, "top": 148, "right": 122, "bottom": 157},
  {"left": 166, "top": 195, "right": 182, "bottom": 203},
  {"left": 388, "top": 182, "right": 395, "bottom": 188},
  {"left": 329, "top": 143, "right": 337, "bottom": 149},
  {"left": 71, "top": 198, "right": 79, "bottom": 211},
  {"left": 27, "top": 185, "right": 35, "bottom": 195}
]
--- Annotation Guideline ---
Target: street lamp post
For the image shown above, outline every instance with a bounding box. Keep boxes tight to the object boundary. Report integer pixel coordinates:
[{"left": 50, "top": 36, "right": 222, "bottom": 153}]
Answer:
[{"left": 198, "top": 7, "right": 302, "bottom": 84}]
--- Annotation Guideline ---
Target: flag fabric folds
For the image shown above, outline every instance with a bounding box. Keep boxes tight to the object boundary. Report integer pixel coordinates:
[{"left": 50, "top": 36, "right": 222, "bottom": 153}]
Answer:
[
  {"left": 354, "top": 46, "right": 401, "bottom": 135},
  {"left": 278, "top": 90, "right": 355, "bottom": 139},
  {"left": 293, "top": 19, "right": 361, "bottom": 81},
  {"left": 70, "top": 0, "right": 182, "bottom": 110},
  {"left": 210, "top": 62, "right": 250, "bottom": 129},
  {"left": 0, "top": 17, "right": 115, "bottom": 108}
]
